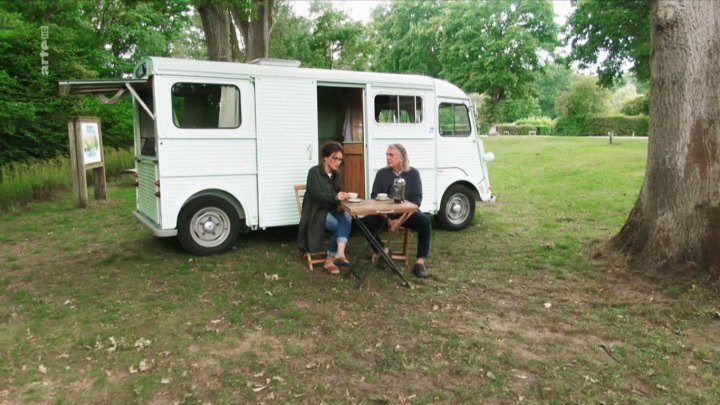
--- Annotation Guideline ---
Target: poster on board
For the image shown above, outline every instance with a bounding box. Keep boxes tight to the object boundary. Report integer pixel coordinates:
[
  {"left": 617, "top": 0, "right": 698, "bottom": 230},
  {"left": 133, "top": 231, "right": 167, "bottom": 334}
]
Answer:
[{"left": 81, "top": 122, "right": 102, "bottom": 166}]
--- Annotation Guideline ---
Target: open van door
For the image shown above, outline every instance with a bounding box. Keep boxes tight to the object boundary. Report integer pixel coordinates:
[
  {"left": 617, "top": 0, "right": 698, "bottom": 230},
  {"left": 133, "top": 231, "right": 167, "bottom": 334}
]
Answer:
[
  {"left": 59, "top": 78, "right": 161, "bottom": 233},
  {"left": 58, "top": 79, "right": 152, "bottom": 114}
]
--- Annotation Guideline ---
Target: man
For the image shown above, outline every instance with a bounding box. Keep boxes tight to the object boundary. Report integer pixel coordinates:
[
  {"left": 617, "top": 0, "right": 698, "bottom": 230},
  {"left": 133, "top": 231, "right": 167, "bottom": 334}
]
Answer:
[{"left": 362, "top": 144, "right": 431, "bottom": 278}]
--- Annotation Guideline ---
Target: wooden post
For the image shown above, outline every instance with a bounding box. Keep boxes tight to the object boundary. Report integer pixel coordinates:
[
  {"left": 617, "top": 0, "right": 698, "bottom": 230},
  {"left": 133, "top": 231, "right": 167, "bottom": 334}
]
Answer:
[
  {"left": 67, "top": 117, "right": 107, "bottom": 208},
  {"left": 93, "top": 166, "right": 107, "bottom": 200}
]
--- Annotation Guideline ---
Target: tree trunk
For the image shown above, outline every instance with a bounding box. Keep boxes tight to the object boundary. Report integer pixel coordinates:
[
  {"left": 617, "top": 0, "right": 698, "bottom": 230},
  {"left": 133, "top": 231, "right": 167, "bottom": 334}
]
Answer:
[
  {"left": 611, "top": 0, "right": 720, "bottom": 275},
  {"left": 232, "top": 0, "right": 275, "bottom": 62},
  {"left": 197, "top": 2, "right": 236, "bottom": 62}
]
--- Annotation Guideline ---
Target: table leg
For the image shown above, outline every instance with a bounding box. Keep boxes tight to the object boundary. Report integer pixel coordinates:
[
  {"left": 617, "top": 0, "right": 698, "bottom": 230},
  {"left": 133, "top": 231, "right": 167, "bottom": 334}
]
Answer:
[{"left": 351, "top": 217, "right": 412, "bottom": 288}]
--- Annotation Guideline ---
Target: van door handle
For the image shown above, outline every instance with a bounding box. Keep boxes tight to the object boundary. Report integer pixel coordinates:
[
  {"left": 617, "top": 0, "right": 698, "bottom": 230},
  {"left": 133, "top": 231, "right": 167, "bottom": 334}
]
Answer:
[{"left": 307, "top": 145, "right": 313, "bottom": 160}]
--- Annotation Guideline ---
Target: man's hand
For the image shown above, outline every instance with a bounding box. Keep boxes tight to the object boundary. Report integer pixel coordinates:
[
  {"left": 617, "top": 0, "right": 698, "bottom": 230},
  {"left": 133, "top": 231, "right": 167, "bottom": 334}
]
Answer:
[{"left": 387, "top": 218, "right": 402, "bottom": 233}]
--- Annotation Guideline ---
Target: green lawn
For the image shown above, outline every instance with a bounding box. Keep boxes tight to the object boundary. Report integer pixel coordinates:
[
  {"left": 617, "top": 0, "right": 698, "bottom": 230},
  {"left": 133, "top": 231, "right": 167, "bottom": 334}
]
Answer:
[{"left": 2, "top": 136, "right": 719, "bottom": 404}]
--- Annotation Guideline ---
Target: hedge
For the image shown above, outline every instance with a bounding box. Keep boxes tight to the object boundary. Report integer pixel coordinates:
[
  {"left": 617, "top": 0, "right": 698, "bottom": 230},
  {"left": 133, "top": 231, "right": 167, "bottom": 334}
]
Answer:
[
  {"left": 555, "top": 114, "right": 649, "bottom": 136},
  {"left": 495, "top": 124, "right": 538, "bottom": 135}
]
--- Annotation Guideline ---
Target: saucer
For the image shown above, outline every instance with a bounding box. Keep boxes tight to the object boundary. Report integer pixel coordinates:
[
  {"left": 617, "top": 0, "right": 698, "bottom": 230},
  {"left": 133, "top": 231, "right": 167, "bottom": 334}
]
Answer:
[{"left": 348, "top": 198, "right": 362, "bottom": 203}]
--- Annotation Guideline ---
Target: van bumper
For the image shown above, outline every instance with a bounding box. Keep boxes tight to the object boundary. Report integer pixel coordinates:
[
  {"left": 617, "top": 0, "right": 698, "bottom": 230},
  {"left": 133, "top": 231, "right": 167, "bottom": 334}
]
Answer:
[{"left": 133, "top": 211, "right": 178, "bottom": 237}]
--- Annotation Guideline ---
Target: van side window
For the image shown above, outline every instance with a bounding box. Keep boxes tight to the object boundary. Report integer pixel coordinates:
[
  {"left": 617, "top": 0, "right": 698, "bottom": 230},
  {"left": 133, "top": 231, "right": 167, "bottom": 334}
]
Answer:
[
  {"left": 439, "top": 103, "right": 471, "bottom": 136},
  {"left": 374, "top": 95, "right": 423, "bottom": 124},
  {"left": 171, "top": 83, "right": 241, "bottom": 129}
]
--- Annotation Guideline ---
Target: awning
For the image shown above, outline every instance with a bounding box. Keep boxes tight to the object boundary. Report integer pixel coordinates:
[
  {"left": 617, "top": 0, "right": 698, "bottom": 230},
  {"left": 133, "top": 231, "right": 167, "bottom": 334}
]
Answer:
[
  {"left": 58, "top": 78, "right": 153, "bottom": 119},
  {"left": 58, "top": 79, "right": 148, "bottom": 97}
]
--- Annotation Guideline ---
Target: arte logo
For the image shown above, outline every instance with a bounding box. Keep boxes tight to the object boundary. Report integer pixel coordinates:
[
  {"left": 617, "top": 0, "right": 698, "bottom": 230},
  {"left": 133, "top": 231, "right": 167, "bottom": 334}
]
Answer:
[{"left": 41, "top": 26, "right": 49, "bottom": 76}]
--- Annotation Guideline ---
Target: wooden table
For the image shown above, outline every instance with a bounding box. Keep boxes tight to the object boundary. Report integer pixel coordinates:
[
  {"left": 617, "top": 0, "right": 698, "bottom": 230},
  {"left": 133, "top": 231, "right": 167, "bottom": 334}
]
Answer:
[{"left": 341, "top": 198, "right": 419, "bottom": 288}]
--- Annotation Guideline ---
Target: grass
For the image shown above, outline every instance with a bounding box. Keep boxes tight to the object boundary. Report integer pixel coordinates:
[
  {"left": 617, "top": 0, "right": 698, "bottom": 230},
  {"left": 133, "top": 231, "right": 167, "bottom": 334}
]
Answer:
[
  {"left": 0, "top": 147, "right": 134, "bottom": 211},
  {"left": 2, "top": 136, "right": 720, "bottom": 404}
]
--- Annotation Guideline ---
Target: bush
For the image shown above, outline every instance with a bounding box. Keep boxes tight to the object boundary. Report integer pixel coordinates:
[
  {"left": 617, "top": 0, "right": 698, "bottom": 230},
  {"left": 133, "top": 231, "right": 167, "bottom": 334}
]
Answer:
[
  {"left": 585, "top": 114, "right": 649, "bottom": 136},
  {"left": 554, "top": 116, "right": 587, "bottom": 136},
  {"left": 620, "top": 95, "right": 649, "bottom": 116},
  {"left": 496, "top": 124, "right": 538, "bottom": 135},
  {"left": 515, "top": 116, "right": 554, "bottom": 135},
  {"left": 554, "top": 114, "right": 649, "bottom": 136}
]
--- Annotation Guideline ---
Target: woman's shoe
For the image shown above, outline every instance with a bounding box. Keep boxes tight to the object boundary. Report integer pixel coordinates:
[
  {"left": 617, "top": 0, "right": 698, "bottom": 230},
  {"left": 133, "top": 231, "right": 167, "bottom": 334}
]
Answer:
[
  {"left": 334, "top": 257, "right": 352, "bottom": 267},
  {"left": 324, "top": 264, "right": 340, "bottom": 274}
]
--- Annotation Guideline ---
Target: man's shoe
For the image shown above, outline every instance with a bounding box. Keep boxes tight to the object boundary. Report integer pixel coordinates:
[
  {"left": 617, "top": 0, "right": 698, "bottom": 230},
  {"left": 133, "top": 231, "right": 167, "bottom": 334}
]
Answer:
[{"left": 412, "top": 263, "right": 429, "bottom": 278}]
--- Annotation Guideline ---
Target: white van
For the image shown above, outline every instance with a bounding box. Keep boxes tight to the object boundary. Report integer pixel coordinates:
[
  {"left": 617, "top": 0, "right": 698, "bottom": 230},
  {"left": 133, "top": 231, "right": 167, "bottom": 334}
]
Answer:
[{"left": 59, "top": 57, "right": 495, "bottom": 255}]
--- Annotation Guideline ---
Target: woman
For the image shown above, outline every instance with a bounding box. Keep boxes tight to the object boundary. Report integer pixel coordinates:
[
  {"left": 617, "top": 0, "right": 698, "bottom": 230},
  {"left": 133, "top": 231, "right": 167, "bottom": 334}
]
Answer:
[{"left": 297, "top": 141, "right": 352, "bottom": 274}]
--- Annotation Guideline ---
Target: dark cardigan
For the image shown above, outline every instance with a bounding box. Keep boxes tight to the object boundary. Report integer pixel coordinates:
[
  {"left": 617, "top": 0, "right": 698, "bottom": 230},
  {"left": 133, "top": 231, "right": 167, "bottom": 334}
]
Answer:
[
  {"left": 297, "top": 164, "right": 344, "bottom": 253},
  {"left": 370, "top": 167, "right": 423, "bottom": 207}
]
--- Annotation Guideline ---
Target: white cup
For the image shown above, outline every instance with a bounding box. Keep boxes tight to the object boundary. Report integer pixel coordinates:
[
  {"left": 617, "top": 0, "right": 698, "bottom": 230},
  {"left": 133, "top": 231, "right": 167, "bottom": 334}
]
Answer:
[
  {"left": 377, "top": 193, "right": 388, "bottom": 200},
  {"left": 348, "top": 192, "right": 358, "bottom": 200}
]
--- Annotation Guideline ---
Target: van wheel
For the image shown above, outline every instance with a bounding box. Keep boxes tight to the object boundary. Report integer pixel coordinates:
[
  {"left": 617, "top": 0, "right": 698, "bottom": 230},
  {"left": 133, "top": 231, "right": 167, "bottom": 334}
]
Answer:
[
  {"left": 436, "top": 185, "right": 475, "bottom": 231},
  {"left": 177, "top": 196, "right": 239, "bottom": 255}
]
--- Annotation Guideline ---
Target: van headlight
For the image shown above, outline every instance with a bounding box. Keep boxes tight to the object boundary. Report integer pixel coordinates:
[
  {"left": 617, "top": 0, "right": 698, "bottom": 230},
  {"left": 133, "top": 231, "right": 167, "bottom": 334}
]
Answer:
[{"left": 483, "top": 152, "right": 495, "bottom": 162}]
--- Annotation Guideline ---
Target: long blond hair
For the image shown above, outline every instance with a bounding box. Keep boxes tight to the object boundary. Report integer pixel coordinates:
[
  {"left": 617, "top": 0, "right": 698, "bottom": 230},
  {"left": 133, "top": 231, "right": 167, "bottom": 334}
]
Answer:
[{"left": 388, "top": 143, "right": 410, "bottom": 172}]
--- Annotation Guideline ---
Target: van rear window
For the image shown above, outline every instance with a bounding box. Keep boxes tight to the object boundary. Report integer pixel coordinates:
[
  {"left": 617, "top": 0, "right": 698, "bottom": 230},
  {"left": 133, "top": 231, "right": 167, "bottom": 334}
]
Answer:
[
  {"left": 439, "top": 103, "right": 471, "bottom": 136},
  {"left": 171, "top": 83, "right": 241, "bottom": 129}
]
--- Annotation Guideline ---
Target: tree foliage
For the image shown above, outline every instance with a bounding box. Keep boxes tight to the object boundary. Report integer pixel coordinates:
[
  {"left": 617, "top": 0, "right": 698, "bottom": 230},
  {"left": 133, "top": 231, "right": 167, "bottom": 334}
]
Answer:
[
  {"left": 307, "top": 0, "right": 368, "bottom": 69},
  {"left": 482, "top": 97, "right": 541, "bottom": 124},
  {"left": 368, "top": 0, "right": 443, "bottom": 76},
  {"left": 535, "top": 62, "right": 572, "bottom": 118},
  {"left": 268, "top": 1, "right": 314, "bottom": 62},
  {"left": 0, "top": 0, "right": 192, "bottom": 166},
  {"left": 555, "top": 75, "right": 611, "bottom": 117},
  {"left": 437, "top": 0, "right": 558, "bottom": 122},
  {"left": 567, "top": 0, "right": 650, "bottom": 87},
  {"left": 269, "top": 0, "right": 371, "bottom": 69},
  {"left": 368, "top": 0, "right": 559, "bottom": 123}
]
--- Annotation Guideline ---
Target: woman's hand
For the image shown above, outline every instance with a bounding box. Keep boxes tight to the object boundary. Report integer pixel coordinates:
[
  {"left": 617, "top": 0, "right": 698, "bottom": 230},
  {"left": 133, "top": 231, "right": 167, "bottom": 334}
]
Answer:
[{"left": 337, "top": 191, "right": 349, "bottom": 201}]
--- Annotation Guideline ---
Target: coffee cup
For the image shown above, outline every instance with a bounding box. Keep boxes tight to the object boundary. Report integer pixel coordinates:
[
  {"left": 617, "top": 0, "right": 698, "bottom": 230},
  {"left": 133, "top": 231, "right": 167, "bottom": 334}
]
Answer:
[
  {"left": 377, "top": 193, "right": 388, "bottom": 200},
  {"left": 348, "top": 192, "right": 358, "bottom": 200}
]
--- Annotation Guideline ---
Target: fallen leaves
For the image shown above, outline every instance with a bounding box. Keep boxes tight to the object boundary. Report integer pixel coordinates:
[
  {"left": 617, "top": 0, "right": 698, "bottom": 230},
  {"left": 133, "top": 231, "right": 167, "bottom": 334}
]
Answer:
[
  {"left": 128, "top": 358, "right": 153, "bottom": 374},
  {"left": 249, "top": 375, "right": 285, "bottom": 394},
  {"left": 134, "top": 337, "right": 152, "bottom": 350}
]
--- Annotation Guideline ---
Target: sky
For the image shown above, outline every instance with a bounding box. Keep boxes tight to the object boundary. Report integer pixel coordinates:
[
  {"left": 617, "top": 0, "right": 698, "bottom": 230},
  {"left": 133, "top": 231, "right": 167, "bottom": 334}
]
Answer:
[
  {"left": 289, "top": 0, "right": 574, "bottom": 25},
  {"left": 289, "top": 0, "right": 385, "bottom": 22}
]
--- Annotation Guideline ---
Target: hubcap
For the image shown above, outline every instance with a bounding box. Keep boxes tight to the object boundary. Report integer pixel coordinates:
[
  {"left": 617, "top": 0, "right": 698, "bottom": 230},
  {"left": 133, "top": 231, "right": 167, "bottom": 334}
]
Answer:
[
  {"left": 446, "top": 194, "right": 470, "bottom": 225},
  {"left": 202, "top": 219, "right": 216, "bottom": 233},
  {"left": 451, "top": 202, "right": 462, "bottom": 214},
  {"left": 190, "top": 207, "right": 231, "bottom": 248}
]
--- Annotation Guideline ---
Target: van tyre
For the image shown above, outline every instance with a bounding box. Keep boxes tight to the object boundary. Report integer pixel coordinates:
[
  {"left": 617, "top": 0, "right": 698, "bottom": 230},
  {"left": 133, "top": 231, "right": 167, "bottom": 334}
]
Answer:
[
  {"left": 177, "top": 196, "right": 240, "bottom": 255},
  {"left": 436, "top": 185, "right": 475, "bottom": 231}
]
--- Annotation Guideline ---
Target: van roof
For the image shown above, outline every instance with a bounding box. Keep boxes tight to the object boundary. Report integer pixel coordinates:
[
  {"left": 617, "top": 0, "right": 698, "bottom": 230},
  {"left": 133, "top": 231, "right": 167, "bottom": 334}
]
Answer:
[{"left": 139, "top": 57, "right": 468, "bottom": 99}]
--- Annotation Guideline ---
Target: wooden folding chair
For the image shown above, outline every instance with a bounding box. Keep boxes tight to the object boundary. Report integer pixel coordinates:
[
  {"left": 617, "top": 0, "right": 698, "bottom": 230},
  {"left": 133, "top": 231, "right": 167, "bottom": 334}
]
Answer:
[
  {"left": 294, "top": 184, "right": 328, "bottom": 271},
  {"left": 371, "top": 226, "right": 413, "bottom": 269}
]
